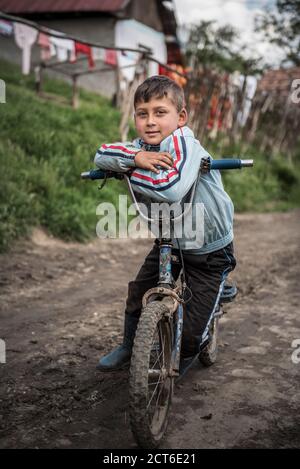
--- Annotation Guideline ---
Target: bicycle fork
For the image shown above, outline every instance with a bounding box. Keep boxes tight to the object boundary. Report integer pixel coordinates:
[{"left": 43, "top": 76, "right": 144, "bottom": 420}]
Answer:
[{"left": 142, "top": 239, "right": 184, "bottom": 378}]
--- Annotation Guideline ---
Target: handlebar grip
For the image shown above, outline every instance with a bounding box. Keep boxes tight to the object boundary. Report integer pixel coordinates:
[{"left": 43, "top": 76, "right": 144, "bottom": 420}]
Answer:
[
  {"left": 81, "top": 169, "right": 106, "bottom": 180},
  {"left": 210, "top": 159, "right": 253, "bottom": 170},
  {"left": 81, "top": 169, "right": 122, "bottom": 180}
]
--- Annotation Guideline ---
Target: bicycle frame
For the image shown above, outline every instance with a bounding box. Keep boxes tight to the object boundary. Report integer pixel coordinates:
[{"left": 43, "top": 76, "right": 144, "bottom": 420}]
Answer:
[
  {"left": 139, "top": 236, "right": 183, "bottom": 376},
  {"left": 157, "top": 238, "right": 184, "bottom": 376}
]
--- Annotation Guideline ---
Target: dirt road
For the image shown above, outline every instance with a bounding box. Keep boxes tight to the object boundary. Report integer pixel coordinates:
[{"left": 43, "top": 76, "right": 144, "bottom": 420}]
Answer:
[{"left": 0, "top": 210, "right": 299, "bottom": 449}]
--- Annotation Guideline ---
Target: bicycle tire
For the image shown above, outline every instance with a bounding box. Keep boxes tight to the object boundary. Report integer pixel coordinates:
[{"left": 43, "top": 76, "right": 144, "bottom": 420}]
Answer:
[
  {"left": 129, "top": 301, "right": 174, "bottom": 449},
  {"left": 198, "top": 316, "right": 219, "bottom": 367}
]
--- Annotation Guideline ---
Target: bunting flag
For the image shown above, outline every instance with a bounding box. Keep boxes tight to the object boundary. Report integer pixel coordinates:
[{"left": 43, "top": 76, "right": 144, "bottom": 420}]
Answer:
[
  {"left": 104, "top": 49, "right": 117, "bottom": 67},
  {"left": 49, "top": 35, "right": 76, "bottom": 62},
  {"left": 74, "top": 42, "right": 95, "bottom": 68},
  {"left": 38, "top": 32, "right": 55, "bottom": 61},
  {"left": 92, "top": 47, "right": 105, "bottom": 61},
  {"left": 14, "top": 23, "right": 38, "bottom": 75},
  {"left": 0, "top": 19, "right": 13, "bottom": 36}
]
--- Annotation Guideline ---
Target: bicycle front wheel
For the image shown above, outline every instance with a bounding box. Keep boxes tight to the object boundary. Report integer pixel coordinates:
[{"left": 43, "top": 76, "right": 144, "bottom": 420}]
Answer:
[{"left": 129, "top": 301, "right": 174, "bottom": 449}]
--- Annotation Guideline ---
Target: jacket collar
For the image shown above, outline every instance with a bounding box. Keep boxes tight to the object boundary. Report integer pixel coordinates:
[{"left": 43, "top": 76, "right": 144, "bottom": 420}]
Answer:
[{"left": 138, "top": 139, "right": 161, "bottom": 152}]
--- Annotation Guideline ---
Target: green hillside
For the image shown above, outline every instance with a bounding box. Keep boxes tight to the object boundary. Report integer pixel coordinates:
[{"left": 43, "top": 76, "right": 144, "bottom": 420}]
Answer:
[{"left": 0, "top": 59, "right": 129, "bottom": 252}]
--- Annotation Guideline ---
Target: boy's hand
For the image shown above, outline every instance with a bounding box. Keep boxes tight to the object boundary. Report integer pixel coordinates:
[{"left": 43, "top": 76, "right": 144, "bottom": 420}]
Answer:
[{"left": 134, "top": 151, "right": 174, "bottom": 174}]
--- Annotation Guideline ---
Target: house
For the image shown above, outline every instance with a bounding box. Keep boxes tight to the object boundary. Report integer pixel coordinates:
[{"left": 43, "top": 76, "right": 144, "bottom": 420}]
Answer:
[
  {"left": 0, "top": 0, "right": 182, "bottom": 98},
  {"left": 257, "top": 67, "right": 300, "bottom": 98}
]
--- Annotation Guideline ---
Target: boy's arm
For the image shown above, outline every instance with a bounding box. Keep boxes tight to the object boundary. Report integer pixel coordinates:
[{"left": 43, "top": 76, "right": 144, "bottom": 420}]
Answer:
[
  {"left": 130, "top": 129, "right": 210, "bottom": 203},
  {"left": 94, "top": 142, "right": 139, "bottom": 173},
  {"left": 94, "top": 141, "right": 174, "bottom": 173}
]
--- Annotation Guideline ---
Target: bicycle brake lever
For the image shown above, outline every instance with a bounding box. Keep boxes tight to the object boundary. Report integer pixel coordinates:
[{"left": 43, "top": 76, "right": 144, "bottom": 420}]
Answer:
[{"left": 98, "top": 174, "right": 108, "bottom": 190}]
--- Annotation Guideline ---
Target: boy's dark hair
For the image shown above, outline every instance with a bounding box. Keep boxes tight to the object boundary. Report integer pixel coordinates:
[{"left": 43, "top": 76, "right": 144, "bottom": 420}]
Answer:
[{"left": 134, "top": 75, "right": 185, "bottom": 112}]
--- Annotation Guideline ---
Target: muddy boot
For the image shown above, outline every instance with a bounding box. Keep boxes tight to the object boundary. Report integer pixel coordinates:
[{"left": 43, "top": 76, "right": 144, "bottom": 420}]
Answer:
[{"left": 96, "top": 315, "right": 139, "bottom": 371}]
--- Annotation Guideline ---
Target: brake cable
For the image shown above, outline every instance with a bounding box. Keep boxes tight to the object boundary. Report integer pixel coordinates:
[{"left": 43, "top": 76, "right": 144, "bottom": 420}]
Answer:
[{"left": 176, "top": 237, "right": 193, "bottom": 305}]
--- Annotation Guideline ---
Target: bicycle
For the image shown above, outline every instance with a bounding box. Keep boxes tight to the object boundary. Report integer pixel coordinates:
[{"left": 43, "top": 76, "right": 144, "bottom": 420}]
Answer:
[{"left": 81, "top": 156, "right": 253, "bottom": 448}]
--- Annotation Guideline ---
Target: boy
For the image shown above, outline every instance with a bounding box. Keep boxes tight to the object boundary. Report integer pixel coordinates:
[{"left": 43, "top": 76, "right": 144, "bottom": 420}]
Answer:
[{"left": 94, "top": 75, "right": 236, "bottom": 372}]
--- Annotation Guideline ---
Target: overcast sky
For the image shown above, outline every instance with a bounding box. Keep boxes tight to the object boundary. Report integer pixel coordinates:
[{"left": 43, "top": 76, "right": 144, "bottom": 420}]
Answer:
[{"left": 173, "top": 0, "right": 283, "bottom": 66}]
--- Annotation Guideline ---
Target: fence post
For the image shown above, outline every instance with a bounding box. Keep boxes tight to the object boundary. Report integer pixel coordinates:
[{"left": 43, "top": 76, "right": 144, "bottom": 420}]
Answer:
[
  {"left": 34, "top": 65, "right": 42, "bottom": 95},
  {"left": 72, "top": 75, "right": 79, "bottom": 109},
  {"left": 119, "top": 55, "right": 147, "bottom": 141}
]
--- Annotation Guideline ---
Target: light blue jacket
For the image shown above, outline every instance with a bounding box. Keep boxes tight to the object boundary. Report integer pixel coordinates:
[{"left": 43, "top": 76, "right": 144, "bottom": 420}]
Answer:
[{"left": 94, "top": 126, "right": 234, "bottom": 254}]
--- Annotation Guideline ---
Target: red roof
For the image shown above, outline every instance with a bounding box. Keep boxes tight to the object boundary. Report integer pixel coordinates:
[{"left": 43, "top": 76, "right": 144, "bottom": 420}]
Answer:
[
  {"left": 257, "top": 67, "right": 300, "bottom": 96},
  {"left": 0, "top": 0, "right": 129, "bottom": 14}
]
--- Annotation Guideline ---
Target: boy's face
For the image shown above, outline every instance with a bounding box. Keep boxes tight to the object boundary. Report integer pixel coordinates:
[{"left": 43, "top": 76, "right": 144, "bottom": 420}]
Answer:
[{"left": 134, "top": 96, "right": 187, "bottom": 145}]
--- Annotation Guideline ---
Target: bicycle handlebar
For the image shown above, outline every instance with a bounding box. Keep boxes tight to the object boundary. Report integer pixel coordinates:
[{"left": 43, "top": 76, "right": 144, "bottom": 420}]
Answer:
[
  {"left": 210, "top": 159, "right": 253, "bottom": 170},
  {"left": 81, "top": 158, "right": 254, "bottom": 224},
  {"left": 80, "top": 158, "right": 254, "bottom": 180},
  {"left": 81, "top": 169, "right": 124, "bottom": 180}
]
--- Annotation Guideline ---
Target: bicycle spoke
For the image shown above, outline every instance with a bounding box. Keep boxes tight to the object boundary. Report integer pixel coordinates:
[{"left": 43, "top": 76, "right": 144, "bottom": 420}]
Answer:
[
  {"left": 159, "top": 325, "right": 165, "bottom": 368},
  {"left": 154, "top": 377, "right": 167, "bottom": 416},
  {"left": 147, "top": 378, "right": 161, "bottom": 410},
  {"left": 150, "top": 347, "right": 163, "bottom": 370},
  {"left": 148, "top": 379, "right": 164, "bottom": 386},
  {"left": 150, "top": 324, "right": 165, "bottom": 370},
  {"left": 147, "top": 324, "right": 169, "bottom": 416}
]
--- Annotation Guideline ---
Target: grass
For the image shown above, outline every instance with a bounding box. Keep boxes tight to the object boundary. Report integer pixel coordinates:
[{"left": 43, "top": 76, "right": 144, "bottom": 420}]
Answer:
[
  {"left": 0, "top": 59, "right": 299, "bottom": 252},
  {"left": 206, "top": 138, "right": 300, "bottom": 212},
  {"left": 0, "top": 59, "right": 126, "bottom": 252}
]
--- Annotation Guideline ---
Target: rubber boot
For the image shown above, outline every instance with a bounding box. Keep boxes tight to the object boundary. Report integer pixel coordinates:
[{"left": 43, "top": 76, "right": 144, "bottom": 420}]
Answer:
[{"left": 96, "top": 315, "right": 139, "bottom": 371}]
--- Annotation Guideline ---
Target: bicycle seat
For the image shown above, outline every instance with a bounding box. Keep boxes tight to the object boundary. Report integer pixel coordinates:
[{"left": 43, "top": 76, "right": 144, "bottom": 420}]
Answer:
[{"left": 220, "top": 283, "right": 237, "bottom": 303}]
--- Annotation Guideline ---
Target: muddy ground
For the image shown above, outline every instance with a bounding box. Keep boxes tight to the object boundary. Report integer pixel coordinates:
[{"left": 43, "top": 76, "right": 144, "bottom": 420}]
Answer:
[{"left": 0, "top": 210, "right": 299, "bottom": 449}]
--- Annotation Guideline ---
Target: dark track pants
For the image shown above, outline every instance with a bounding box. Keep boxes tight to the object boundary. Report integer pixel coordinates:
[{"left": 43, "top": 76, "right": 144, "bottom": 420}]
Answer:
[{"left": 124, "top": 241, "right": 236, "bottom": 357}]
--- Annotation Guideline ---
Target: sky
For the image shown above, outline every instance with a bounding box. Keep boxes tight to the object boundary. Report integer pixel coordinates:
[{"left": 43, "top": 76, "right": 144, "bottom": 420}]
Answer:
[{"left": 172, "top": 0, "right": 283, "bottom": 66}]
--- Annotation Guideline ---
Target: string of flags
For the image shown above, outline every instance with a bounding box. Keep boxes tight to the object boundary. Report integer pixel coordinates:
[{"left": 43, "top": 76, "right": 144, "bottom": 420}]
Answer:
[
  {"left": 0, "top": 12, "right": 188, "bottom": 85},
  {"left": 0, "top": 18, "right": 117, "bottom": 75}
]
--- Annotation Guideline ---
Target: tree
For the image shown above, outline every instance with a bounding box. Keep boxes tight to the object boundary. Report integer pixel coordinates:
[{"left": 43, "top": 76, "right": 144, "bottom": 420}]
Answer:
[
  {"left": 255, "top": 0, "right": 300, "bottom": 66},
  {"left": 185, "top": 20, "right": 262, "bottom": 75}
]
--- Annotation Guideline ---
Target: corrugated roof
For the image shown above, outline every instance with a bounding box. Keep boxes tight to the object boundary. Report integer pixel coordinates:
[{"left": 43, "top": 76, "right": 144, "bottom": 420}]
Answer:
[{"left": 0, "top": 0, "right": 129, "bottom": 14}]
